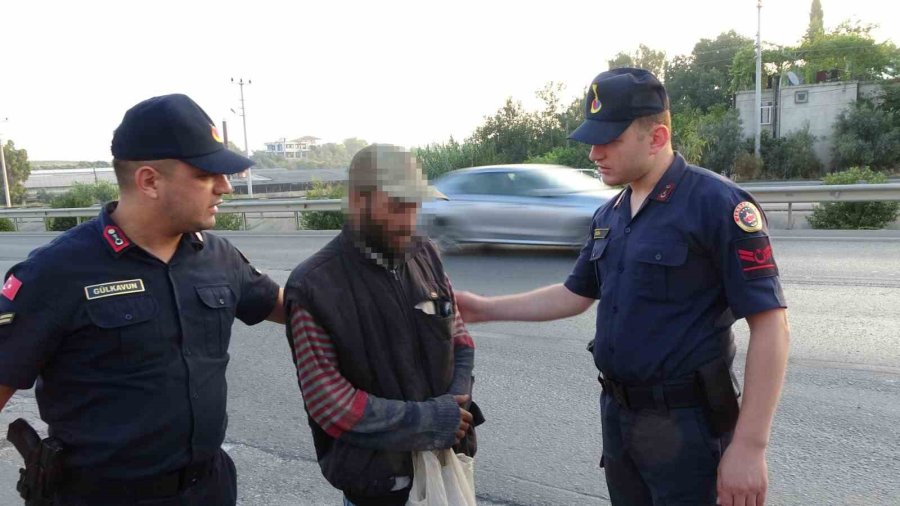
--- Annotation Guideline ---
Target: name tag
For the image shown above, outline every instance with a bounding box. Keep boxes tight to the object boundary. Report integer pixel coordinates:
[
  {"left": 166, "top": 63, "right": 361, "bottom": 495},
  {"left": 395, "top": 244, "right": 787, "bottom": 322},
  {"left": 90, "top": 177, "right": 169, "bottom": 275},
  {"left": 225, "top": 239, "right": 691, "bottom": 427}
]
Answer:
[
  {"left": 84, "top": 279, "right": 146, "bottom": 300},
  {"left": 593, "top": 228, "right": 609, "bottom": 239}
]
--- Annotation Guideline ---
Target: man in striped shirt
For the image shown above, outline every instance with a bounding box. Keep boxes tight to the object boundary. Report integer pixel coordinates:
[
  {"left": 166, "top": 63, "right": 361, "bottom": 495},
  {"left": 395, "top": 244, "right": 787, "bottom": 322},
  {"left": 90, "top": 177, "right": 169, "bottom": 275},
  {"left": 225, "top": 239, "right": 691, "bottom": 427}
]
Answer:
[{"left": 284, "top": 144, "right": 480, "bottom": 506}]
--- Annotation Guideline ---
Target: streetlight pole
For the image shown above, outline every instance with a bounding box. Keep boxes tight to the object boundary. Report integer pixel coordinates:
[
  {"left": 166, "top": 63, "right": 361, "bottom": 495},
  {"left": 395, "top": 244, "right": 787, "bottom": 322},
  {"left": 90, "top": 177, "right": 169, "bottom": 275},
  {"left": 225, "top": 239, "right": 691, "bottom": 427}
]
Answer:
[
  {"left": 231, "top": 77, "right": 253, "bottom": 197},
  {"left": 0, "top": 117, "right": 11, "bottom": 208},
  {"left": 755, "top": 0, "right": 763, "bottom": 158}
]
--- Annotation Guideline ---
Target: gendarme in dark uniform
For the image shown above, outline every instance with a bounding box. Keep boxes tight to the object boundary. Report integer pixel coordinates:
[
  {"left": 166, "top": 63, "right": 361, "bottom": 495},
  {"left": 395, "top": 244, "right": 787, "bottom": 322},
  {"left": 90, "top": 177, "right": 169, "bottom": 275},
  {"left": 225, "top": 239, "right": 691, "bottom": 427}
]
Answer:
[
  {"left": 564, "top": 69, "right": 788, "bottom": 505},
  {"left": 0, "top": 94, "right": 280, "bottom": 505}
]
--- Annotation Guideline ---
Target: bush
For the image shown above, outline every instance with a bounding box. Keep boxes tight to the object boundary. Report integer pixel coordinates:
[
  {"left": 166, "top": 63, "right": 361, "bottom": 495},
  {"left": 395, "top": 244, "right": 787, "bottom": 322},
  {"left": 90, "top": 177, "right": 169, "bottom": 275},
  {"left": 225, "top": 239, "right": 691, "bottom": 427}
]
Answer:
[
  {"left": 732, "top": 152, "right": 763, "bottom": 182},
  {"left": 831, "top": 94, "right": 900, "bottom": 171},
  {"left": 0, "top": 218, "right": 15, "bottom": 232},
  {"left": 782, "top": 128, "right": 823, "bottom": 179},
  {"left": 301, "top": 181, "right": 345, "bottom": 230},
  {"left": 753, "top": 128, "right": 822, "bottom": 180},
  {"left": 807, "top": 167, "right": 900, "bottom": 229},
  {"left": 698, "top": 108, "right": 744, "bottom": 175},
  {"left": 214, "top": 213, "right": 243, "bottom": 231}
]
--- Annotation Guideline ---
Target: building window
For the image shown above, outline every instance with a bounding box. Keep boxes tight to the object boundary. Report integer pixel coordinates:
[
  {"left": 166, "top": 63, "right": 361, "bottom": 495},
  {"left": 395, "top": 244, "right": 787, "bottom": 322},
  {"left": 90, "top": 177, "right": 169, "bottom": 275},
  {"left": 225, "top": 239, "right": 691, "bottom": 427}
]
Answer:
[
  {"left": 760, "top": 104, "right": 773, "bottom": 125},
  {"left": 795, "top": 90, "right": 808, "bottom": 104}
]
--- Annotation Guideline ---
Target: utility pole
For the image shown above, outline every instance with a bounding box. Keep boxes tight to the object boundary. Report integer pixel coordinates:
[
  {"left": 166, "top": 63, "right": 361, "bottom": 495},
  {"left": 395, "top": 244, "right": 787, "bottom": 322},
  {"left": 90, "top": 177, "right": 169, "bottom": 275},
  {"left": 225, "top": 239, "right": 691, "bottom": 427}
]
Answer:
[
  {"left": 231, "top": 77, "right": 253, "bottom": 197},
  {"left": 0, "top": 117, "right": 10, "bottom": 208},
  {"left": 755, "top": 0, "right": 763, "bottom": 158}
]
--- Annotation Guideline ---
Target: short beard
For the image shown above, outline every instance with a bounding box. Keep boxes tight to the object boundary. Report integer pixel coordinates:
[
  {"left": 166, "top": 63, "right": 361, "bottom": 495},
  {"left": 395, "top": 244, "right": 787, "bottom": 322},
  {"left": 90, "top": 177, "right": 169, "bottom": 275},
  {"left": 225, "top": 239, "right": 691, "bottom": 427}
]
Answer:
[{"left": 359, "top": 208, "right": 400, "bottom": 260}]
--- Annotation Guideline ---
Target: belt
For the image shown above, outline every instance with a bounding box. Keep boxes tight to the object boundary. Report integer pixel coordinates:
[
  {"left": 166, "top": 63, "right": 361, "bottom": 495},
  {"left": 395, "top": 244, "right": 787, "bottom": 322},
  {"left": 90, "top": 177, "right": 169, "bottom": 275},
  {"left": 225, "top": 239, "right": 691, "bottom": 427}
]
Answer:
[
  {"left": 598, "top": 374, "right": 704, "bottom": 411},
  {"left": 62, "top": 458, "right": 215, "bottom": 500}
]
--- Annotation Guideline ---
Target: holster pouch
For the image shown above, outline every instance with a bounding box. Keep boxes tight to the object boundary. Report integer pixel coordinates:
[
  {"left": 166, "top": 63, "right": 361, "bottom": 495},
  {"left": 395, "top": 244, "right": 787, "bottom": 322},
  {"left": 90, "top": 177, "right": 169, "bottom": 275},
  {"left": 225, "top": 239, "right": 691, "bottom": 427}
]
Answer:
[{"left": 695, "top": 358, "right": 740, "bottom": 437}]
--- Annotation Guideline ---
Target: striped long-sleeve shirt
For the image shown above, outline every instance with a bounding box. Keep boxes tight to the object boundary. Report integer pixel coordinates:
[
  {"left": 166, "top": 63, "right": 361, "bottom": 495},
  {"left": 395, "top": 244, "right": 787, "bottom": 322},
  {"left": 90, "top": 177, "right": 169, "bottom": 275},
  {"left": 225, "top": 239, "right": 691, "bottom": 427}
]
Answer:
[{"left": 289, "top": 285, "right": 475, "bottom": 451}]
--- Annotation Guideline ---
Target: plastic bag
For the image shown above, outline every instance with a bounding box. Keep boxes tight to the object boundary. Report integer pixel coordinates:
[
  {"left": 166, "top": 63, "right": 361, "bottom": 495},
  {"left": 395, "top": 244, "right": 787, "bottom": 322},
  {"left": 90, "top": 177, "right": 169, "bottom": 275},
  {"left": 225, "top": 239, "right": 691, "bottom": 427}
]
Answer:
[{"left": 406, "top": 449, "right": 475, "bottom": 506}]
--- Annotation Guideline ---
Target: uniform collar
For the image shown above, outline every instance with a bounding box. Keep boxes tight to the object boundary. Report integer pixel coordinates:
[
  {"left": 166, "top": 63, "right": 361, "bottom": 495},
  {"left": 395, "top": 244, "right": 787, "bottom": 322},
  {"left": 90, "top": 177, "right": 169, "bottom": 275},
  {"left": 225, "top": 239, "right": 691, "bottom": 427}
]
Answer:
[
  {"left": 98, "top": 201, "right": 206, "bottom": 259},
  {"left": 647, "top": 152, "right": 688, "bottom": 204},
  {"left": 98, "top": 202, "right": 136, "bottom": 257}
]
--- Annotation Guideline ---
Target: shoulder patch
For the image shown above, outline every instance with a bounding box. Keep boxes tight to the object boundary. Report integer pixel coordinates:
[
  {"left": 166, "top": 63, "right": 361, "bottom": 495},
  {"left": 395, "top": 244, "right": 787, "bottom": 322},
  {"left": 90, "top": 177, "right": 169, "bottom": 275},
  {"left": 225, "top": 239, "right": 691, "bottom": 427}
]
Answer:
[
  {"left": 733, "top": 201, "right": 763, "bottom": 233},
  {"left": 735, "top": 236, "right": 778, "bottom": 279},
  {"left": 2, "top": 274, "right": 23, "bottom": 301},
  {"left": 0, "top": 312, "right": 14, "bottom": 326}
]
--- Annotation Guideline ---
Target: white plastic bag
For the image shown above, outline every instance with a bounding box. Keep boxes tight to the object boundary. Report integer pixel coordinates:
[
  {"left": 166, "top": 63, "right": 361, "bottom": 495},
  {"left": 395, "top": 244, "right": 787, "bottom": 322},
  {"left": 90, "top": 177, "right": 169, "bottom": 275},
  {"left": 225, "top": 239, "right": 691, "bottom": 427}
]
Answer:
[{"left": 406, "top": 449, "right": 476, "bottom": 506}]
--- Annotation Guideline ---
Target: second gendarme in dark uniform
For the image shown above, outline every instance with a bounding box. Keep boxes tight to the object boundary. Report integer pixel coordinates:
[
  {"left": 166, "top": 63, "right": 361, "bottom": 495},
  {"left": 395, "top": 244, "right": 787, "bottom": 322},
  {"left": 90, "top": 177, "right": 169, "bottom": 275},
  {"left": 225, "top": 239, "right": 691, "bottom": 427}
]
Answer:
[
  {"left": 455, "top": 68, "right": 791, "bottom": 506},
  {"left": 0, "top": 94, "right": 283, "bottom": 505}
]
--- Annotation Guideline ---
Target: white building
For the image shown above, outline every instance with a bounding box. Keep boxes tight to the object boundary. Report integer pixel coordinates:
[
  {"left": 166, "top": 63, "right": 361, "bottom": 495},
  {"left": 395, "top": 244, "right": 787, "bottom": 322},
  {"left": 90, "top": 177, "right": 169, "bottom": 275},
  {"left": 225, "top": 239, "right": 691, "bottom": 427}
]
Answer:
[{"left": 264, "top": 136, "right": 320, "bottom": 158}]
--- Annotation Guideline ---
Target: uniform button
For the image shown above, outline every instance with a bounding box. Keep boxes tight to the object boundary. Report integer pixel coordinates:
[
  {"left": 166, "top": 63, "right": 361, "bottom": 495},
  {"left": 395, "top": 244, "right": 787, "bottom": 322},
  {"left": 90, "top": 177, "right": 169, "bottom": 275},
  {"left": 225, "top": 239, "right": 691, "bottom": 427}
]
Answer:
[
  {"left": 193, "top": 392, "right": 199, "bottom": 399},
  {"left": 624, "top": 227, "right": 631, "bottom": 234},
  {"left": 124, "top": 313, "right": 133, "bottom": 321},
  {"left": 219, "top": 298, "right": 225, "bottom": 305},
  {"left": 617, "top": 265, "right": 624, "bottom": 273},
  {"left": 185, "top": 349, "right": 192, "bottom": 356},
  {"left": 655, "top": 253, "right": 662, "bottom": 261},
  {"left": 612, "top": 306, "right": 619, "bottom": 314}
]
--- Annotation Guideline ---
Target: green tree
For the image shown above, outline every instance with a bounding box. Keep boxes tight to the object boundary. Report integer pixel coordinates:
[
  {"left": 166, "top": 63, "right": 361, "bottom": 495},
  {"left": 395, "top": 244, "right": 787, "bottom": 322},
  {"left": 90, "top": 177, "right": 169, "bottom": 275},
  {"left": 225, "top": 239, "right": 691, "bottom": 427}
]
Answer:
[
  {"left": 807, "top": 167, "right": 899, "bottom": 229},
  {"left": 2, "top": 140, "right": 32, "bottom": 205},
  {"left": 698, "top": 107, "right": 744, "bottom": 175},
  {"left": 831, "top": 89, "right": 900, "bottom": 171},
  {"left": 471, "top": 98, "right": 538, "bottom": 164},
  {"left": 668, "top": 31, "right": 754, "bottom": 114},
  {"left": 805, "top": 0, "right": 825, "bottom": 42},
  {"left": 342, "top": 138, "right": 369, "bottom": 158},
  {"left": 226, "top": 141, "right": 245, "bottom": 154},
  {"left": 525, "top": 145, "right": 592, "bottom": 169},
  {"left": 670, "top": 107, "right": 708, "bottom": 164},
  {"left": 608, "top": 44, "right": 667, "bottom": 80},
  {"left": 48, "top": 182, "right": 120, "bottom": 231},
  {"left": 798, "top": 22, "right": 900, "bottom": 83}
]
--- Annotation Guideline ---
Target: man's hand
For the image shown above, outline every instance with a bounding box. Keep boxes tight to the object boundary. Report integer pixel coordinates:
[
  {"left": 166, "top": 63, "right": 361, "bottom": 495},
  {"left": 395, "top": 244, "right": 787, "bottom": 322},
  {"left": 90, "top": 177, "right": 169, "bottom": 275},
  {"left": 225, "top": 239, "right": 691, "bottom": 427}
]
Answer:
[
  {"left": 454, "top": 394, "right": 473, "bottom": 444},
  {"left": 717, "top": 440, "right": 768, "bottom": 506},
  {"left": 455, "top": 291, "right": 489, "bottom": 323}
]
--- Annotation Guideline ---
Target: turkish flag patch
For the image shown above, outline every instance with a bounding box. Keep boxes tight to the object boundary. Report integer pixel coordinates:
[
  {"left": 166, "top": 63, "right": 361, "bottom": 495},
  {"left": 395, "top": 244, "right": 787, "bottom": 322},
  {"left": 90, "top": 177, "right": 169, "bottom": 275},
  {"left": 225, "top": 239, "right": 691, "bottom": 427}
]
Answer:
[
  {"left": 2, "top": 274, "right": 23, "bottom": 301},
  {"left": 735, "top": 236, "right": 778, "bottom": 279}
]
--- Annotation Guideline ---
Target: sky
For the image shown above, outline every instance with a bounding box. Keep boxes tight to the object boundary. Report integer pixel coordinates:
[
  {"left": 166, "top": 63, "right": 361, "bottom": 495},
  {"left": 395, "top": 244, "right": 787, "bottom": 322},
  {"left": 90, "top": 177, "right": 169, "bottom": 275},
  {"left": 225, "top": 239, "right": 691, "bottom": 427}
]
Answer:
[{"left": 0, "top": 0, "right": 897, "bottom": 161}]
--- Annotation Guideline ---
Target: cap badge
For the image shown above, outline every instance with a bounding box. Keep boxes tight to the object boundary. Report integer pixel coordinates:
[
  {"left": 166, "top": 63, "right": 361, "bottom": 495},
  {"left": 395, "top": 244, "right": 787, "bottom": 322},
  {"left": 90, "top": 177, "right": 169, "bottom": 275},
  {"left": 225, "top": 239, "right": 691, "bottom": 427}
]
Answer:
[
  {"left": 211, "top": 124, "right": 224, "bottom": 143},
  {"left": 590, "top": 83, "right": 602, "bottom": 114}
]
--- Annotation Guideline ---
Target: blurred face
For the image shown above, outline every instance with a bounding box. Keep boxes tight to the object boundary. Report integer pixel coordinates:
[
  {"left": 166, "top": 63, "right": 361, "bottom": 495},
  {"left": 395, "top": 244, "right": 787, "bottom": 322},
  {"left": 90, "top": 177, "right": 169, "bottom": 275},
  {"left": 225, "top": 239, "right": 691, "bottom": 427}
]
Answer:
[
  {"left": 588, "top": 122, "right": 654, "bottom": 187},
  {"left": 352, "top": 190, "right": 419, "bottom": 256},
  {"left": 157, "top": 161, "right": 234, "bottom": 232}
]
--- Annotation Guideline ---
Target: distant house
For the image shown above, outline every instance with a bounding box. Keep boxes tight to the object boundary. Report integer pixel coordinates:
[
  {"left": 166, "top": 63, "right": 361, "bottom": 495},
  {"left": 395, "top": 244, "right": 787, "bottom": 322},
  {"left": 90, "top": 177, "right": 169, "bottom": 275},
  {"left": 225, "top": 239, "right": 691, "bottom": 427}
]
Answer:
[
  {"left": 735, "top": 77, "right": 892, "bottom": 169},
  {"left": 264, "top": 136, "right": 320, "bottom": 158}
]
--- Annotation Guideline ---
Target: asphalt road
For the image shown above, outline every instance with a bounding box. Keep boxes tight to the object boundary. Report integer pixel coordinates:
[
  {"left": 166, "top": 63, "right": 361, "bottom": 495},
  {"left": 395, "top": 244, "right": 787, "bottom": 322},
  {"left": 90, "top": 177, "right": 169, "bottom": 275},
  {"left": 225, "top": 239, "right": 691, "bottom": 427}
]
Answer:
[{"left": 1, "top": 231, "right": 898, "bottom": 505}]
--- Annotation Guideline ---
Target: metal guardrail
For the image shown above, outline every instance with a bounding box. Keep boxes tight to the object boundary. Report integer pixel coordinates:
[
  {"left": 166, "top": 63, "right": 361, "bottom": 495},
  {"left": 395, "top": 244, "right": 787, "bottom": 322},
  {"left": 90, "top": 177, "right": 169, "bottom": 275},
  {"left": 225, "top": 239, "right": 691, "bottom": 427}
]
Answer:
[
  {"left": 0, "top": 199, "right": 343, "bottom": 232},
  {"left": 748, "top": 183, "right": 900, "bottom": 229},
  {"left": 1, "top": 184, "right": 899, "bottom": 231}
]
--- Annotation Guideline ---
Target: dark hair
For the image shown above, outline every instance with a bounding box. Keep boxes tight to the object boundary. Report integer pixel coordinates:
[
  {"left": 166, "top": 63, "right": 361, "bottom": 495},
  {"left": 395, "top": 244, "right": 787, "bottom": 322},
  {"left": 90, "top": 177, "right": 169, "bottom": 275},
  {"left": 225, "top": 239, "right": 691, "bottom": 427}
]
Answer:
[
  {"left": 112, "top": 159, "right": 176, "bottom": 188},
  {"left": 633, "top": 110, "right": 672, "bottom": 134}
]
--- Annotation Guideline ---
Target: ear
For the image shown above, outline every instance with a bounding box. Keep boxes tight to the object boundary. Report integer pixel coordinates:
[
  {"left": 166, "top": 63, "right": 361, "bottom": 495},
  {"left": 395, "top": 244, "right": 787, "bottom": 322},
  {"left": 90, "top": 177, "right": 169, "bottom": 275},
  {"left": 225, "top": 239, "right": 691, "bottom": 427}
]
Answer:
[
  {"left": 648, "top": 124, "right": 671, "bottom": 156},
  {"left": 133, "top": 165, "right": 164, "bottom": 199}
]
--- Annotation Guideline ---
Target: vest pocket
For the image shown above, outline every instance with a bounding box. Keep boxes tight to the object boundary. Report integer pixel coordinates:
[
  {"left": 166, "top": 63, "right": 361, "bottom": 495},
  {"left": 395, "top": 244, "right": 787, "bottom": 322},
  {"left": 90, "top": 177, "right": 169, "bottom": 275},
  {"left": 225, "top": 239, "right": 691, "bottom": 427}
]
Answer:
[
  {"left": 196, "top": 285, "right": 237, "bottom": 356},
  {"left": 413, "top": 309, "right": 455, "bottom": 393},
  {"left": 85, "top": 293, "right": 162, "bottom": 369}
]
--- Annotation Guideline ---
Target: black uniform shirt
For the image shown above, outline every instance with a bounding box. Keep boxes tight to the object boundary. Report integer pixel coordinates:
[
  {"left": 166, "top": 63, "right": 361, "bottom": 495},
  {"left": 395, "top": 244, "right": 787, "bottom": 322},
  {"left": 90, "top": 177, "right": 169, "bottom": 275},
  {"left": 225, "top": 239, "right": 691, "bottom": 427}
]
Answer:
[
  {"left": 565, "top": 154, "right": 787, "bottom": 384},
  {"left": 0, "top": 202, "right": 279, "bottom": 479}
]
